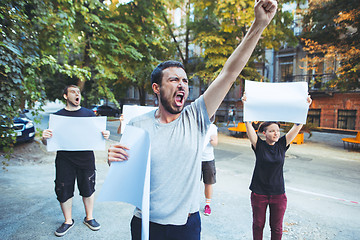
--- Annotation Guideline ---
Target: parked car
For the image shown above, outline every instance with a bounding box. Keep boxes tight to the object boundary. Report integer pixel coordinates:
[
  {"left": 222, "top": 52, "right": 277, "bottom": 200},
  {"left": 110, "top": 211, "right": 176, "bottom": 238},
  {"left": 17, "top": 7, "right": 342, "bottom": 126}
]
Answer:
[
  {"left": 88, "top": 105, "right": 98, "bottom": 110},
  {"left": 0, "top": 112, "right": 36, "bottom": 143},
  {"left": 91, "top": 105, "right": 121, "bottom": 117}
]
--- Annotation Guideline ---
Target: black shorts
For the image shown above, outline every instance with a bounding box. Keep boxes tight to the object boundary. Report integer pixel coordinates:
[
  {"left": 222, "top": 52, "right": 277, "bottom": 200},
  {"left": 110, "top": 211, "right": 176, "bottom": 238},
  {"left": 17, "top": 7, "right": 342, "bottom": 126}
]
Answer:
[
  {"left": 55, "top": 157, "right": 96, "bottom": 203},
  {"left": 201, "top": 160, "right": 216, "bottom": 185}
]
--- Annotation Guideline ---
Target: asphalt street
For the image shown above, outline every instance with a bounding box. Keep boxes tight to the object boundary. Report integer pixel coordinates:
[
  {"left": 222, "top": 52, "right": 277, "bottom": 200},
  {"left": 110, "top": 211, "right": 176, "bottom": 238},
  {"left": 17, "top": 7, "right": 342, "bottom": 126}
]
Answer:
[{"left": 0, "top": 116, "right": 359, "bottom": 239}]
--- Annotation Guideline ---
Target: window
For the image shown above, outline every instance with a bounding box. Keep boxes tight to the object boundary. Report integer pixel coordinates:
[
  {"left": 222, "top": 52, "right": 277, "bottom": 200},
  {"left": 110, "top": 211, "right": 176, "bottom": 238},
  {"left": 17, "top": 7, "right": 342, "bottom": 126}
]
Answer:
[
  {"left": 127, "top": 86, "right": 136, "bottom": 98},
  {"left": 338, "top": 110, "right": 356, "bottom": 130},
  {"left": 279, "top": 56, "right": 293, "bottom": 82},
  {"left": 307, "top": 109, "right": 321, "bottom": 127},
  {"left": 188, "top": 85, "right": 194, "bottom": 100}
]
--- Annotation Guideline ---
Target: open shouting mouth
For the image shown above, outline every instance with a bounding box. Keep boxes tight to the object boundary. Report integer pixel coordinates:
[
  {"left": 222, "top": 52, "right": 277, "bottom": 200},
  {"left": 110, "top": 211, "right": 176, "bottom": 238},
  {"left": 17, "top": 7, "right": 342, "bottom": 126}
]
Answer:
[
  {"left": 74, "top": 97, "right": 80, "bottom": 105},
  {"left": 175, "top": 92, "right": 185, "bottom": 107}
]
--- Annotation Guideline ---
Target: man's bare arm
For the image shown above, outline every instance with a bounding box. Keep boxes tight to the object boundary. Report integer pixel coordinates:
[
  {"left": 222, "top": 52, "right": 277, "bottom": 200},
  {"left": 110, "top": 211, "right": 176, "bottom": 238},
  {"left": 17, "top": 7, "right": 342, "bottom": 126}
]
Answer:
[{"left": 204, "top": 0, "right": 277, "bottom": 118}]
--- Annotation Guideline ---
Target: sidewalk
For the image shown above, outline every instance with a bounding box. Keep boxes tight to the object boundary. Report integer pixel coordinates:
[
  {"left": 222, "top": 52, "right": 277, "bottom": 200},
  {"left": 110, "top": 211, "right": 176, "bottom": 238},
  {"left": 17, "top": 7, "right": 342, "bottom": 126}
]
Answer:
[{"left": 0, "top": 128, "right": 359, "bottom": 240}]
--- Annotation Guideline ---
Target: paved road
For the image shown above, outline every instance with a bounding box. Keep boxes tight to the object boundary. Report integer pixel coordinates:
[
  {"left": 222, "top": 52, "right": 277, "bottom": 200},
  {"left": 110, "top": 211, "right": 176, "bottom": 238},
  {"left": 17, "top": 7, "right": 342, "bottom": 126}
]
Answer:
[
  {"left": 208, "top": 131, "right": 360, "bottom": 239},
  {"left": 2, "top": 114, "right": 359, "bottom": 239}
]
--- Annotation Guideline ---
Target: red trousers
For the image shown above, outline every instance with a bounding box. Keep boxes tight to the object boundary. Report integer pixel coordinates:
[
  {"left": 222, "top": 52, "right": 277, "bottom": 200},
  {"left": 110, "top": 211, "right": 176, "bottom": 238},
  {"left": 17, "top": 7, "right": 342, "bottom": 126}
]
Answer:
[{"left": 251, "top": 192, "right": 287, "bottom": 240}]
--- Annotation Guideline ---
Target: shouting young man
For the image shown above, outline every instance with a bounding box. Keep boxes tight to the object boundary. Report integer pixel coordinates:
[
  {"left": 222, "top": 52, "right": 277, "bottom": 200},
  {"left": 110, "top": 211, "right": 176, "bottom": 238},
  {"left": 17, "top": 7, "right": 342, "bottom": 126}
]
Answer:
[
  {"left": 42, "top": 85, "right": 110, "bottom": 237},
  {"left": 108, "top": 1, "right": 278, "bottom": 239}
]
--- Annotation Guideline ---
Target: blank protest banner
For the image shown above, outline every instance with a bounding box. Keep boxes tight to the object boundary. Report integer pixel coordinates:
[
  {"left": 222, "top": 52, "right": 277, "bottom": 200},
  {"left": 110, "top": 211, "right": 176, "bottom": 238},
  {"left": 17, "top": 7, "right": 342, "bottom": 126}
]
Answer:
[
  {"left": 97, "top": 126, "right": 150, "bottom": 240},
  {"left": 121, "top": 105, "right": 157, "bottom": 133},
  {"left": 47, "top": 114, "right": 106, "bottom": 151},
  {"left": 243, "top": 80, "right": 309, "bottom": 124}
]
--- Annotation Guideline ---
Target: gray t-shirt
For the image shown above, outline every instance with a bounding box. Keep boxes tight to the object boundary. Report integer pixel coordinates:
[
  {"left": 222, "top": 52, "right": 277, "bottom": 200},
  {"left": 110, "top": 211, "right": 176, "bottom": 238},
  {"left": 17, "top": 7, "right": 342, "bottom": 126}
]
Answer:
[{"left": 128, "top": 96, "right": 210, "bottom": 225}]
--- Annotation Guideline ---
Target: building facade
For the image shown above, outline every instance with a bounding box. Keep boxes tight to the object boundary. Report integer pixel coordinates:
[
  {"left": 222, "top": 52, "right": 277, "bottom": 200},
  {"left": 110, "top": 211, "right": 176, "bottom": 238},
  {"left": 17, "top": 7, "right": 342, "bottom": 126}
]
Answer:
[{"left": 308, "top": 92, "right": 360, "bottom": 131}]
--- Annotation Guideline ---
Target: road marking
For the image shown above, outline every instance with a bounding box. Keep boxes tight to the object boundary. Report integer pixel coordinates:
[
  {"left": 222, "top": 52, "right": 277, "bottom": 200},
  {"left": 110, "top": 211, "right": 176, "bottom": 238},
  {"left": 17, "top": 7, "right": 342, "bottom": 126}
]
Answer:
[{"left": 287, "top": 186, "right": 359, "bottom": 205}]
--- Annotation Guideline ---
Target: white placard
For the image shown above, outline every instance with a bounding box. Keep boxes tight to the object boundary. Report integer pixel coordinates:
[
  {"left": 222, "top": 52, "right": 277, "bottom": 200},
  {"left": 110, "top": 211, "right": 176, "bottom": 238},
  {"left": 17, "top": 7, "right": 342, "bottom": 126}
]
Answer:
[
  {"left": 121, "top": 105, "right": 157, "bottom": 133},
  {"left": 244, "top": 80, "right": 309, "bottom": 124},
  {"left": 47, "top": 114, "right": 107, "bottom": 151},
  {"left": 97, "top": 125, "right": 150, "bottom": 240}
]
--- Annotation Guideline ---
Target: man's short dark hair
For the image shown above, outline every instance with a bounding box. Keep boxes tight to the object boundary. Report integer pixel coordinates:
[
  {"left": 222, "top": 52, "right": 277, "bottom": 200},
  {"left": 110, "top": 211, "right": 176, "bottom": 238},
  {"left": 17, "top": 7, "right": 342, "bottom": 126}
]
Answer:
[
  {"left": 63, "top": 85, "right": 79, "bottom": 95},
  {"left": 151, "top": 60, "right": 185, "bottom": 86}
]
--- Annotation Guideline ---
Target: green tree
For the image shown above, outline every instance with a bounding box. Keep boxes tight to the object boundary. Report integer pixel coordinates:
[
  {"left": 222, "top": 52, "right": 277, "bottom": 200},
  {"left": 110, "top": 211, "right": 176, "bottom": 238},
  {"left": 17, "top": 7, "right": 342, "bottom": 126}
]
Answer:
[
  {"left": 0, "top": 0, "right": 47, "bottom": 160},
  {"left": 24, "top": 0, "right": 94, "bottom": 103},
  {"left": 41, "top": 0, "right": 174, "bottom": 107},
  {"left": 162, "top": 0, "right": 195, "bottom": 72},
  {"left": 112, "top": 0, "right": 176, "bottom": 106},
  {"left": 37, "top": 0, "right": 143, "bottom": 107},
  {"left": 0, "top": 0, "right": 140, "bottom": 160},
  {"left": 191, "top": 0, "right": 299, "bottom": 86},
  {"left": 301, "top": 0, "right": 360, "bottom": 91}
]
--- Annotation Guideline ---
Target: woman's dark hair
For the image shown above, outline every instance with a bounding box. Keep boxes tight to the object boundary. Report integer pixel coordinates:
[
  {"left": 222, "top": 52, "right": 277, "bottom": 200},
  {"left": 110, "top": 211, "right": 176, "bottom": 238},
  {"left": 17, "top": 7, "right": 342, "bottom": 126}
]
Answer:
[
  {"left": 258, "top": 121, "right": 280, "bottom": 133},
  {"left": 151, "top": 60, "right": 185, "bottom": 86}
]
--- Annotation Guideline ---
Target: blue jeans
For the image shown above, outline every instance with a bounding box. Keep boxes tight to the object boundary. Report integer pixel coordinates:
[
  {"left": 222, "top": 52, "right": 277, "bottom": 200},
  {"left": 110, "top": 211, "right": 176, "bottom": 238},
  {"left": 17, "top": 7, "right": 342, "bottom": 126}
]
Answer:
[
  {"left": 130, "top": 212, "right": 201, "bottom": 240},
  {"left": 251, "top": 192, "right": 287, "bottom": 240}
]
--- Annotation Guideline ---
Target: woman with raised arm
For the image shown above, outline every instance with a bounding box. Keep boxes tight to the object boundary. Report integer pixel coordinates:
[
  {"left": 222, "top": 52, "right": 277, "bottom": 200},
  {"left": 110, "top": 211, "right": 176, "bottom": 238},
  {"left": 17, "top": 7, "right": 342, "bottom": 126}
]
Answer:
[{"left": 242, "top": 94, "right": 311, "bottom": 240}]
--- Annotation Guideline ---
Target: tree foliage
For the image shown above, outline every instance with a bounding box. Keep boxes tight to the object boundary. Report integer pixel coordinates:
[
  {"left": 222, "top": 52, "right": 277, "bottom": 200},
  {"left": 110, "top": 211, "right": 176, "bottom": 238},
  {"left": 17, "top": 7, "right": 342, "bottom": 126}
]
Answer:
[
  {"left": 35, "top": 0, "right": 142, "bottom": 106},
  {"left": 0, "top": 0, "right": 176, "bottom": 161},
  {"left": 0, "top": 0, "right": 47, "bottom": 158},
  {"left": 189, "top": 0, "right": 299, "bottom": 85},
  {"left": 1, "top": 0, "right": 305, "bottom": 160},
  {"left": 301, "top": 0, "right": 360, "bottom": 91},
  {"left": 110, "top": 0, "right": 176, "bottom": 106}
]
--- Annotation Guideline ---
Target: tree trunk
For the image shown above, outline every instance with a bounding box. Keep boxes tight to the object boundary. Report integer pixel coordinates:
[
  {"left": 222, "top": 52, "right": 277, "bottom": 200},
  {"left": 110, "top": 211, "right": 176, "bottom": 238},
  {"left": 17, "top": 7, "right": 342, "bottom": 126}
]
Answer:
[
  {"left": 79, "top": 31, "right": 92, "bottom": 107},
  {"left": 138, "top": 85, "right": 147, "bottom": 106}
]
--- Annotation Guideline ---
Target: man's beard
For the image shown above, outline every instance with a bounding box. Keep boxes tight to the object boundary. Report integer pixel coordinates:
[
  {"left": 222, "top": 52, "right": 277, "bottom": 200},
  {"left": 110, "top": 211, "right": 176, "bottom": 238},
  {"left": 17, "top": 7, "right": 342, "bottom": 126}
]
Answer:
[
  {"left": 159, "top": 91, "right": 184, "bottom": 115},
  {"left": 67, "top": 99, "right": 80, "bottom": 108}
]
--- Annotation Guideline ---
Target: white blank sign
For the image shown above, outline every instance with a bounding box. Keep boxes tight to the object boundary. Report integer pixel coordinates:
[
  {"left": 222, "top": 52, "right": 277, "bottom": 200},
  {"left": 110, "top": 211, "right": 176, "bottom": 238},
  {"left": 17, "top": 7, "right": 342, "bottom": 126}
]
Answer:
[
  {"left": 243, "top": 80, "right": 309, "bottom": 124},
  {"left": 47, "top": 114, "right": 107, "bottom": 151}
]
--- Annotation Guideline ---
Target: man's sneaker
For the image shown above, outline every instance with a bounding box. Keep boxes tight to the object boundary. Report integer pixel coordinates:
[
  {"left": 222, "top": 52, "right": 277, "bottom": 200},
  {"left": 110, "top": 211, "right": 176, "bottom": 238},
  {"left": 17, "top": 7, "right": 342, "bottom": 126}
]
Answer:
[
  {"left": 204, "top": 205, "right": 211, "bottom": 216},
  {"left": 83, "top": 217, "right": 101, "bottom": 231},
  {"left": 54, "top": 219, "right": 74, "bottom": 237}
]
